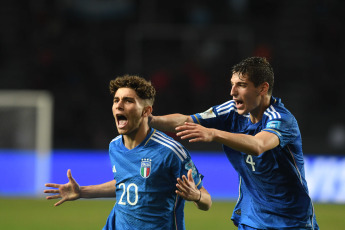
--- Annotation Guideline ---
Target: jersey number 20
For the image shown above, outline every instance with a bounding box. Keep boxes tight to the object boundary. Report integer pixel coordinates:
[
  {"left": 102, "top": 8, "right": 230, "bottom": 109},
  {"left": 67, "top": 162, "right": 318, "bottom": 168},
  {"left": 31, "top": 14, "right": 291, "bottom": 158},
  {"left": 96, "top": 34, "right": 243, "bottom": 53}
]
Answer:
[{"left": 118, "top": 183, "right": 138, "bottom": 205}]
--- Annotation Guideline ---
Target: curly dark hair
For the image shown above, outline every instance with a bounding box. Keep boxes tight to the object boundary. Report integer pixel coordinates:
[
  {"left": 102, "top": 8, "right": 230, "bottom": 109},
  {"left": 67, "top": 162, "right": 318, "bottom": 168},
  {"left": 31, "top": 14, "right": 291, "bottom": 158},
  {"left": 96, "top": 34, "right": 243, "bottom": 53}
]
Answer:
[
  {"left": 231, "top": 57, "right": 274, "bottom": 95},
  {"left": 109, "top": 75, "right": 156, "bottom": 105}
]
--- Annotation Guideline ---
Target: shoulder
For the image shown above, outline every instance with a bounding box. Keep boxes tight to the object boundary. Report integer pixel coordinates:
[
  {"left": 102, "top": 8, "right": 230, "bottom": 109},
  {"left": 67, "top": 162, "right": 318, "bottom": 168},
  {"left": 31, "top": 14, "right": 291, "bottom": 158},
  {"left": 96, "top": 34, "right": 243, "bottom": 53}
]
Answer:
[
  {"left": 109, "top": 135, "right": 121, "bottom": 145},
  {"left": 262, "top": 97, "right": 298, "bottom": 134},
  {"left": 264, "top": 97, "right": 295, "bottom": 122},
  {"left": 211, "top": 100, "right": 237, "bottom": 116},
  {"left": 149, "top": 130, "right": 189, "bottom": 161},
  {"left": 196, "top": 100, "right": 246, "bottom": 119}
]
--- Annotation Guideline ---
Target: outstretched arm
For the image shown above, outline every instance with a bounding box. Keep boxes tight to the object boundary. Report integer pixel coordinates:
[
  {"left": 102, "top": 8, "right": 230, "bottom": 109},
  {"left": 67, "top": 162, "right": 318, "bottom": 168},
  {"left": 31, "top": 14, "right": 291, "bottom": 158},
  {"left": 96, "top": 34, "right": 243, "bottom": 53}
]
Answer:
[
  {"left": 44, "top": 169, "right": 116, "bottom": 206},
  {"left": 176, "top": 169, "right": 212, "bottom": 211},
  {"left": 148, "top": 114, "right": 193, "bottom": 133},
  {"left": 176, "top": 122, "right": 280, "bottom": 156}
]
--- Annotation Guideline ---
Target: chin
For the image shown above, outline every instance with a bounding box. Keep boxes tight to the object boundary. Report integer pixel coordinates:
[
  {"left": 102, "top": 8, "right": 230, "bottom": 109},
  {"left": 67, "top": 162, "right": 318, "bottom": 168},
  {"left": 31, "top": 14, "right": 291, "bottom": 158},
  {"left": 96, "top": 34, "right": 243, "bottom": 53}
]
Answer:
[
  {"left": 237, "top": 109, "right": 245, "bottom": 115},
  {"left": 116, "top": 129, "right": 126, "bottom": 135}
]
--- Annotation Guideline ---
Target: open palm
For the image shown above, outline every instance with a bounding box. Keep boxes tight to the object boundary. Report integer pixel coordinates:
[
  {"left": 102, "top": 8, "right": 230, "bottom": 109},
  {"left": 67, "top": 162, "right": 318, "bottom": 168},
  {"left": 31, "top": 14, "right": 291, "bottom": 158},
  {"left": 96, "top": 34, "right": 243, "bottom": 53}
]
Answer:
[{"left": 44, "top": 169, "right": 81, "bottom": 206}]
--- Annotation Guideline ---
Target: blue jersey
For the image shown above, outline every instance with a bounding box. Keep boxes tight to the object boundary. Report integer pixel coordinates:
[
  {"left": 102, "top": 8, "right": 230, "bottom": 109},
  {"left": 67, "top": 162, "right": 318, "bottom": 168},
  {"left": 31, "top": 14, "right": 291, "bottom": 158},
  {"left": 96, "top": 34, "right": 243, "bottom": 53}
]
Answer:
[
  {"left": 191, "top": 96, "right": 319, "bottom": 230},
  {"left": 103, "top": 128, "right": 203, "bottom": 230}
]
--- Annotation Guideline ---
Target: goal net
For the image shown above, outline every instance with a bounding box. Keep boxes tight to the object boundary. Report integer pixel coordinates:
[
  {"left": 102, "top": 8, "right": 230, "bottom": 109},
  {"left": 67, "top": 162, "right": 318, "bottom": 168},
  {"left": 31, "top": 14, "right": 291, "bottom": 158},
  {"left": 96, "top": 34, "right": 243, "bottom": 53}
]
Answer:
[{"left": 0, "top": 90, "right": 53, "bottom": 196}]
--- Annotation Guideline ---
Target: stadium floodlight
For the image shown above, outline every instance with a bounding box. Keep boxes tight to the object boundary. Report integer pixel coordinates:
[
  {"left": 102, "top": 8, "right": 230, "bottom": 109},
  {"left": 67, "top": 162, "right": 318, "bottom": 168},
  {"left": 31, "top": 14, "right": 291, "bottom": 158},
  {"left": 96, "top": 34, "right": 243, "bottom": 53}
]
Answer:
[{"left": 0, "top": 90, "right": 53, "bottom": 196}]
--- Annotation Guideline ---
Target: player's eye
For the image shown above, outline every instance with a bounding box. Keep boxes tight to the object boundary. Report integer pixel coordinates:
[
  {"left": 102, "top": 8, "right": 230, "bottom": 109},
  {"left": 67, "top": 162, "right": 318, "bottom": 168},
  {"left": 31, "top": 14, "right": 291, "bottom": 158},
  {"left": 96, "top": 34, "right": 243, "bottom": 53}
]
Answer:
[{"left": 125, "top": 99, "right": 135, "bottom": 103}]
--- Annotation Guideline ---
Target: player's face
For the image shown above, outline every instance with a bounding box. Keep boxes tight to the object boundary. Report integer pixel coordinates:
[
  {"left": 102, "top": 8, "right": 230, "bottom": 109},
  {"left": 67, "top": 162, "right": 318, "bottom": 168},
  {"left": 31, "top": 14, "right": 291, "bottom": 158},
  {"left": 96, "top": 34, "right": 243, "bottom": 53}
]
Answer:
[
  {"left": 230, "top": 73, "right": 262, "bottom": 115},
  {"left": 112, "top": 88, "right": 146, "bottom": 136}
]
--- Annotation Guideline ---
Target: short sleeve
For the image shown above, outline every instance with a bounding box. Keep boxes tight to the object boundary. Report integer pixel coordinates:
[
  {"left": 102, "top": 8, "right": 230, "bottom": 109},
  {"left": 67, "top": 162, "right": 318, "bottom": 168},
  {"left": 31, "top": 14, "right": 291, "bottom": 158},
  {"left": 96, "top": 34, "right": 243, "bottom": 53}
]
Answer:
[
  {"left": 263, "top": 113, "right": 300, "bottom": 148},
  {"left": 168, "top": 148, "right": 204, "bottom": 190},
  {"left": 191, "top": 100, "right": 244, "bottom": 132},
  {"left": 183, "top": 158, "right": 204, "bottom": 189}
]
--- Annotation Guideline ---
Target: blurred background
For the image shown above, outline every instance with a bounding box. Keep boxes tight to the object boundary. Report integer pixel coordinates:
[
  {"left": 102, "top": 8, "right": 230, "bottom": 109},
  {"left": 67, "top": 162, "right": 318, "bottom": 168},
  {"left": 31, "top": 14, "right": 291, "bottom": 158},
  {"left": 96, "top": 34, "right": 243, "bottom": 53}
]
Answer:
[
  {"left": 1, "top": 0, "right": 345, "bottom": 203},
  {"left": 1, "top": 0, "right": 345, "bottom": 153},
  {"left": 1, "top": 1, "right": 345, "bottom": 229}
]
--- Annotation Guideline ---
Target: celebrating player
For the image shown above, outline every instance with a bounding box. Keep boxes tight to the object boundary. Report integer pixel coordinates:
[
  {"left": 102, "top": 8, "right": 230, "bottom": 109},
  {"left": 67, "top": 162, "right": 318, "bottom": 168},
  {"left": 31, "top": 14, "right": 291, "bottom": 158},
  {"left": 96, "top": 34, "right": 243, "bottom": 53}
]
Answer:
[
  {"left": 44, "top": 75, "right": 212, "bottom": 230},
  {"left": 149, "top": 57, "right": 319, "bottom": 230}
]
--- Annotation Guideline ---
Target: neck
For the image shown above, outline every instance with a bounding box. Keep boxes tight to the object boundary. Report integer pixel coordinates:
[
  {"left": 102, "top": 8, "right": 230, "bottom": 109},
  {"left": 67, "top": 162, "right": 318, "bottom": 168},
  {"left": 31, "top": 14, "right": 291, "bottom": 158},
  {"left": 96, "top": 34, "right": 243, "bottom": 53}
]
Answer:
[
  {"left": 123, "top": 121, "right": 150, "bottom": 150},
  {"left": 249, "top": 95, "right": 271, "bottom": 123}
]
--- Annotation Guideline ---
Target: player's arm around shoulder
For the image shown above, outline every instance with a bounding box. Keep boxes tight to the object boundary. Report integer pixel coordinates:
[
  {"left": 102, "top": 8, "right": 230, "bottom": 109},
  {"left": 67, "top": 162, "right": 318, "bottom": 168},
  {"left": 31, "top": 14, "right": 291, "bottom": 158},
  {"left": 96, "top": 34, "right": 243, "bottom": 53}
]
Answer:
[{"left": 149, "top": 114, "right": 193, "bottom": 133}]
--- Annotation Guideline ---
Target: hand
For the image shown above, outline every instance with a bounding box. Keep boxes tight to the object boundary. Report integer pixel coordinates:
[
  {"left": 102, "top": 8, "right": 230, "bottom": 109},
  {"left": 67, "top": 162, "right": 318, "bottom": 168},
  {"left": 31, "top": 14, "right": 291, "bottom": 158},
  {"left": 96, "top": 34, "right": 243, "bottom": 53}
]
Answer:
[
  {"left": 44, "top": 169, "right": 81, "bottom": 206},
  {"left": 176, "top": 122, "right": 215, "bottom": 143},
  {"left": 176, "top": 169, "right": 200, "bottom": 202}
]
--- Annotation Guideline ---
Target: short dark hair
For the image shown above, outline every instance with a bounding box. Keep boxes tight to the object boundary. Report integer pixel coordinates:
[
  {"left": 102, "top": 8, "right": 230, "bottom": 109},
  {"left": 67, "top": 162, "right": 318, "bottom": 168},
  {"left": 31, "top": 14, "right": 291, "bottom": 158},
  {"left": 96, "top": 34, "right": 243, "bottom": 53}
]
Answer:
[
  {"left": 231, "top": 57, "right": 274, "bottom": 95},
  {"left": 109, "top": 75, "right": 156, "bottom": 105}
]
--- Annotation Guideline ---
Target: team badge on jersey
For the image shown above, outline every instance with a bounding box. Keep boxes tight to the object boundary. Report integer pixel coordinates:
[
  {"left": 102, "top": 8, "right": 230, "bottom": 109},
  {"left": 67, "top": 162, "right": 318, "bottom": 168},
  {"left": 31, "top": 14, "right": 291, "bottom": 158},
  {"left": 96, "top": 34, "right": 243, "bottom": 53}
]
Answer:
[
  {"left": 199, "top": 107, "right": 216, "bottom": 119},
  {"left": 185, "top": 160, "right": 197, "bottom": 177},
  {"left": 267, "top": 120, "right": 281, "bottom": 129},
  {"left": 140, "top": 158, "right": 151, "bottom": 178}
]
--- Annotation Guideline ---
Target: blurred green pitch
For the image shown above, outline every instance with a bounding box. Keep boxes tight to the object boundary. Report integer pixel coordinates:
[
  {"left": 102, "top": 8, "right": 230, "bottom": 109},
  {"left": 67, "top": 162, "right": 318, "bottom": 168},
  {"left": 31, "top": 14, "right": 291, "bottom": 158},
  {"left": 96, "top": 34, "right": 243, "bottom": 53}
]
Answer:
[{"left": 1, "top": 198, "right": 344, "bottom": 229}]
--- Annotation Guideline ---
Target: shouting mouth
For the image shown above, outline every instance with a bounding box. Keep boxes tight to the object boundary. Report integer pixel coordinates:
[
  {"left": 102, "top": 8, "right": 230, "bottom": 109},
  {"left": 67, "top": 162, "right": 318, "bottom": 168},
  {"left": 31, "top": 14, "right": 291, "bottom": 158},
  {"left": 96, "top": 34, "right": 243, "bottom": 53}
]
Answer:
[
  {"left": 234, "top": 99, "right": 244, "bottom": 109},
  {"left": 116, "top": 114, "right": 128, "bottom": 129}
]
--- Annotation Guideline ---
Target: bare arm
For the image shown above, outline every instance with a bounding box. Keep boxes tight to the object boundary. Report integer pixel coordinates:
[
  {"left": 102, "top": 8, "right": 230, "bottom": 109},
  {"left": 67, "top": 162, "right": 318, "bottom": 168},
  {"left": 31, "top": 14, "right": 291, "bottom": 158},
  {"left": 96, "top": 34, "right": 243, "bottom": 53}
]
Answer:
[
  {"left": 176, "top": 169, "right": 212, "bottom": 211},
  {"left": 196, "top": 187, "right": 212, "bottom": 211},
  {"left": 213, "top": 129, "right": 280, "bottom": 156},
  {"left": 176, "top": 122, "right": 279, "bottom": 156},
  {"left": 79, "top": 180, "right": 116, "bottom": 198},
  {"left": 149, "top": 114, "right": 193, "bottom": 133},
  {"left": 44, "top": 169, "right": 116, "bottom": 206}
]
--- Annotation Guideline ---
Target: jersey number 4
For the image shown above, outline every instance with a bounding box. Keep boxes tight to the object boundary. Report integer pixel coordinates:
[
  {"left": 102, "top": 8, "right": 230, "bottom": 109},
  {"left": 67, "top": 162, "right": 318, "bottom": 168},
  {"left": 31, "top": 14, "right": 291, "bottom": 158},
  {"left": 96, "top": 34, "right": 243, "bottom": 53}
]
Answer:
[
  {"left": 118, "top": 183, "right": 138, "bottom": 205},
  {"left": 246, "top": 155, "right": 256, "bottom": 171}
]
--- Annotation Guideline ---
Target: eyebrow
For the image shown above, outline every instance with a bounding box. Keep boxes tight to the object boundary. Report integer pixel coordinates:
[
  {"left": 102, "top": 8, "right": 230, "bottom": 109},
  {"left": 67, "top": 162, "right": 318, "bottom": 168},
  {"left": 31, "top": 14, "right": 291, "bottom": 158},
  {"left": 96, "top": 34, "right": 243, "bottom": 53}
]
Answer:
[
  {"left": 231, "top": 80, "right": 248, "bottom": 85},
  {"left": 113, "top": 96, "right": 135, "bottom": 101}
]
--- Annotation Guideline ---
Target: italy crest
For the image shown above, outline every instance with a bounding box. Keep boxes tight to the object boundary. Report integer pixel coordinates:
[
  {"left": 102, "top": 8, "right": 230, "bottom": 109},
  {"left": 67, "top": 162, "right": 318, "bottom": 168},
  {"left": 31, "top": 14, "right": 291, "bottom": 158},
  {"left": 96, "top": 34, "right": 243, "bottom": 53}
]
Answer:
[{"left": 140, "top": 158, "right": 151, "bottom": 178}]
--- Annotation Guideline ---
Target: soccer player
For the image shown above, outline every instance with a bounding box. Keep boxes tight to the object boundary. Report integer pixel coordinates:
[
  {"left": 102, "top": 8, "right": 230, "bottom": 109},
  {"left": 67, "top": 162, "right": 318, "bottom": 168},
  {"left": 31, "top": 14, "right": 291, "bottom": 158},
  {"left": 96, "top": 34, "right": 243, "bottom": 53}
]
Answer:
[
  {"left": 44, "top": 75, "right": 212, "bottom": 230},
  {"left": 149, "top": 57, "right": 319, "bottom": 230}
]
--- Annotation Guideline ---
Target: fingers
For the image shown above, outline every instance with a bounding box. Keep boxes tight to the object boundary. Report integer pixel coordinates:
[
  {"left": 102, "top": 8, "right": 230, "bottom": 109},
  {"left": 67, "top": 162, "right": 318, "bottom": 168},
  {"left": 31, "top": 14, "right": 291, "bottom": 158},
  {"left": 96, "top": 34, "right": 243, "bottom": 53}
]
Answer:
[
  {"left": 187, "top": 169, "right": 194, "bottom": 183},
  {"left": 181, "top": 174, "right": 188, "bottom": 183},
  {"left": 177, "top": 132, "right": 198, "bottom": 140},
  {"left": 176, "top": 171, "right": 194, "bottom": 194},
  {"left": 67, "top": 169, "right": 73, "bottom": 180},
  {"left": 176, "top": 172, "right": 199, "bottom": 201},
  {"left": 67, "top": 169, "right": 79, "bottom": 186},
  {"left": 188, "top": 137, "right": 203, "bottom": 143},
  {"left": 44, "top": 189, "right": 60, "bottom": 194},
  {"left": 54, "top": 199, "right": 66, "bottom": 207},
  {"left": 176, "top": 123, "right": 203, "bottom": 142},
  {"left": 176, "top": 123, "right": 195, "bottom": 134},
  {"left": 46, "top": 194, "right": 62, "bottom": 200},
  {"left": 175, "top": 123, "right": 195, "bottom": 134},
  {"left": 176, "top": 178, "right": 188, "bottom": 194},
  {"left": 175, "top": 122, "right": 196, "bottom": 130},
  {"left": 176, "top": 178, "right": 187, "bottom": 191},
  {"left": 176, "top": 130, "right": 200, "bottom": 140},
  {"left": 45, "top": 183, "right": 61, "bottom": 188}
]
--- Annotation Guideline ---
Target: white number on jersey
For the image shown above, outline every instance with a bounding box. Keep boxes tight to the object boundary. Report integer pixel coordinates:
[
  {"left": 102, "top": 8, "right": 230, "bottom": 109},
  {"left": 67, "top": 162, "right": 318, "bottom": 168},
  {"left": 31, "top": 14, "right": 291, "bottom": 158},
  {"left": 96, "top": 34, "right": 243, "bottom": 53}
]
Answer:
[
  {"left": 118, "top": 183, "right": 139, "bottom": 205},
  {"left": 246, "top": 155, "right": 256, "bottom": 171}
]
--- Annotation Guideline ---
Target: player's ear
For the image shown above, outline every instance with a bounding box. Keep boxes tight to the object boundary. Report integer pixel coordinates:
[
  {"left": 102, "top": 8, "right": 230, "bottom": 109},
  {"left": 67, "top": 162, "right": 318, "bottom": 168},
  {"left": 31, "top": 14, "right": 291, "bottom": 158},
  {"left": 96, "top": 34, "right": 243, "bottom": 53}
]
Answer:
[
  {"left": 259, "top": 82, "right": 269, "bottom": 95},
  {"left": 142, "top": 106, "right": 153, "bottom": 117}
]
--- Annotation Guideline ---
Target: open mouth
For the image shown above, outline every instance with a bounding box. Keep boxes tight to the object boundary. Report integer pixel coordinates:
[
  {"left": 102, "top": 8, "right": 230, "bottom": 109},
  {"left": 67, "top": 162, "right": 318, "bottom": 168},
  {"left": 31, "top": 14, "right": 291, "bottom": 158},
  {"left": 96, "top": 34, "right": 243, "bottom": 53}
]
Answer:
[
  {"left": 235, "top": 99, "right": 243, "bottom": 107},
  {"left": 116, "top": 114, "right": 128, "bottom": 128}
]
